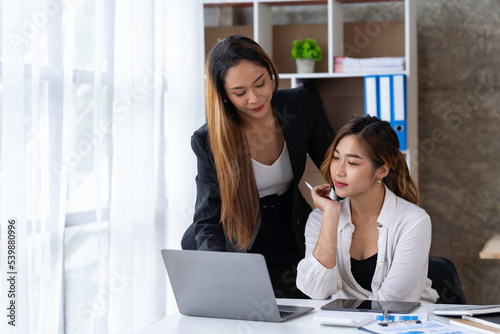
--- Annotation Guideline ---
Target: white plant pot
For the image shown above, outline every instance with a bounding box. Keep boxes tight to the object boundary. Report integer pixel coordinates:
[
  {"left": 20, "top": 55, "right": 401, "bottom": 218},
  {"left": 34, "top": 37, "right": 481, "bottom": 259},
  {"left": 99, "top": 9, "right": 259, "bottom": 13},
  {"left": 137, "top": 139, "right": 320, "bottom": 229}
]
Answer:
[{"left": 295, "top": 58, "right": 315, "bottom": 73}]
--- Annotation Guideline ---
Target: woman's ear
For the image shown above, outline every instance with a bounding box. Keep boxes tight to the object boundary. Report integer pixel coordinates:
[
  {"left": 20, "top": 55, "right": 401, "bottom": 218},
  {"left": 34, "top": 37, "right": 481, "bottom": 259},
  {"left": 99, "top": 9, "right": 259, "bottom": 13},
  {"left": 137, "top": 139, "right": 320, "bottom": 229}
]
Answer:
[{"left": 377, "top": 164, "right": 390, "bottom": 180}]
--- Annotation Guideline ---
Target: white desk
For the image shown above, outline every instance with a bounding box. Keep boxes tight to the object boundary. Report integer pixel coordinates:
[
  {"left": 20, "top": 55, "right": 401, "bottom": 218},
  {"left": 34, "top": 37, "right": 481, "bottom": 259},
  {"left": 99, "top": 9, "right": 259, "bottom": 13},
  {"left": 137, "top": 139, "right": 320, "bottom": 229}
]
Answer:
[{"left": 135, "top": 299, "right": 458, "bottom": 334}]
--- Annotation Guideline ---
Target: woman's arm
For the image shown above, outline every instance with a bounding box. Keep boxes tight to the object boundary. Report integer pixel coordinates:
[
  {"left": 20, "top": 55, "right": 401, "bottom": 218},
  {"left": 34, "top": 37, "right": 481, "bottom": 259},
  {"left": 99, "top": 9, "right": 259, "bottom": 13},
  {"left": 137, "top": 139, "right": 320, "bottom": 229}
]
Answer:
[
  {"left": 296, "top": 188, "right": 343, "bottom": 299},
  {"left": 311, "top": 184, "right": 341, "bottom": 269},
  {"left": 182, "top": 129, "right": 227, "bottom": 251}
]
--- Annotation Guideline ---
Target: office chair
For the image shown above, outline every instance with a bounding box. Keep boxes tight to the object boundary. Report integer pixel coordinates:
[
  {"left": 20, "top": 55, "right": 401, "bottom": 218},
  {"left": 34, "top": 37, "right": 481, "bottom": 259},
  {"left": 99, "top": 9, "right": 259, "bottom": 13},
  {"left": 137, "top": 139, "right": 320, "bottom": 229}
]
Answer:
[{"left": 428, "top": 256, "right": 467, "bottom": 304}]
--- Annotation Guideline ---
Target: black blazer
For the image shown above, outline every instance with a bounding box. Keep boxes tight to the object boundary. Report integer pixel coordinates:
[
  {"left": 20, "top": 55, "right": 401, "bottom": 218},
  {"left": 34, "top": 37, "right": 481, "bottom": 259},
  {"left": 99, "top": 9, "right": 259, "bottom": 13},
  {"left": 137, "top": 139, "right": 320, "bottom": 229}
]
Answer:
[{"left": 181, "top": 86, "right": 333, "bottom": 256}]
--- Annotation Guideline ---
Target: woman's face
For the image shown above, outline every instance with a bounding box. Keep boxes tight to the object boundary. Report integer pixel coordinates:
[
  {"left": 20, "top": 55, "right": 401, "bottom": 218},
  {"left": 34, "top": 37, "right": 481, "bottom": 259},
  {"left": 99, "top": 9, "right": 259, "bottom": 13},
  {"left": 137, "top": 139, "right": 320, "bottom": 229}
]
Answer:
[
  {"left": 223, "top": 60, "right": 273, "bottom": 123},
  {"left": 330, "top": 135, "right": 382, "bottom": 199}
]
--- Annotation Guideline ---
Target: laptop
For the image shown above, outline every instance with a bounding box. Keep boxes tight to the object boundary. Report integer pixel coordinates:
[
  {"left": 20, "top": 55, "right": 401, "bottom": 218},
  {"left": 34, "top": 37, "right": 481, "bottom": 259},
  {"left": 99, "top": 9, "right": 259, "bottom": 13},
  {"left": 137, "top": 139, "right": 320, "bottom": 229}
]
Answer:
[{"left": 161, "top": 249, "right": 314, "bottom": 322}]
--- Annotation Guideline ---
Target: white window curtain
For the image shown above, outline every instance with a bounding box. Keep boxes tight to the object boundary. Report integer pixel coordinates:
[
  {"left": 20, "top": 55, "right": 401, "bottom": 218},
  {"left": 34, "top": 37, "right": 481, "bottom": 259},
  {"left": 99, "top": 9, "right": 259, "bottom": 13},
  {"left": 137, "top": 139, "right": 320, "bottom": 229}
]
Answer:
[
  {"left": 164, "top": 0, "right": 205, "bottom": 315},
  {"left": 0, "top": 0, "right": 204, "bottom": 333}
]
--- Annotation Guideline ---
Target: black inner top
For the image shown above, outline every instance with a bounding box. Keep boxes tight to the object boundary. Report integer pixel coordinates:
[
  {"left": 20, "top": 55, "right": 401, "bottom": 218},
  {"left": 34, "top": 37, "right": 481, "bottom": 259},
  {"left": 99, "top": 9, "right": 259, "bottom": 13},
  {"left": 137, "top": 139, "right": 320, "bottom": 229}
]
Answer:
[{"left": 350, "top": 253, "right": 378, "bottom": 292}]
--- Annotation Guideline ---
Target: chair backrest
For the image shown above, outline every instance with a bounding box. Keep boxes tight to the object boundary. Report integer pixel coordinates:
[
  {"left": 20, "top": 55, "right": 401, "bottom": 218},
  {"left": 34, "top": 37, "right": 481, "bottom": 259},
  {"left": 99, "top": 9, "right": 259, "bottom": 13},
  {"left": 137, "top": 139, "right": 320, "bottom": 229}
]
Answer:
[{"left": 428, "top": 256, "right": 467, "bottom": 304}]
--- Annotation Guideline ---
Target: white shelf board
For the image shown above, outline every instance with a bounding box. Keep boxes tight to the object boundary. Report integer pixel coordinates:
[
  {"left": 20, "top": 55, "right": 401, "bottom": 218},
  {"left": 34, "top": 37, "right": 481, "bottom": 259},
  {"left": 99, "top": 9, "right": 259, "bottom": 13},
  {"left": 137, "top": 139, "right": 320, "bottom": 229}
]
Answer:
[
  {"left": 204, "top": 0, "right": 253, "bottom": 6},
  {"left": 280, "top": 70, "right": 408, "bottom": 79},
  {"left": 257, "top": 0, "right": 327, "bottom": 5},
  {"left": 204, "top": 0, "right": 403, "bottom": 4}
]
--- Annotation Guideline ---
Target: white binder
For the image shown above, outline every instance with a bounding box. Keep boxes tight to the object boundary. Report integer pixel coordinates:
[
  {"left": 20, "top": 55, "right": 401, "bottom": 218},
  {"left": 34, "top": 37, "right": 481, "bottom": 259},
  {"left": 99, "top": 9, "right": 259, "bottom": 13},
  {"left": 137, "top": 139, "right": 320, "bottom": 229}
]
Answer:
[{"left": 364, "top": 76, "right": 378, "bottom": 117}]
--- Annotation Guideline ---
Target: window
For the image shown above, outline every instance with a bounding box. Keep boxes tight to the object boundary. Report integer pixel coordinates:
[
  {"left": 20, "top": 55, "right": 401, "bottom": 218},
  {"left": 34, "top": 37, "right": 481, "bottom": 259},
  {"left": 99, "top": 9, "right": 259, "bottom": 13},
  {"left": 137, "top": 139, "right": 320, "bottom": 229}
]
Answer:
[{"left": 0, "top": 1, "right": 205, "bottom": 332}]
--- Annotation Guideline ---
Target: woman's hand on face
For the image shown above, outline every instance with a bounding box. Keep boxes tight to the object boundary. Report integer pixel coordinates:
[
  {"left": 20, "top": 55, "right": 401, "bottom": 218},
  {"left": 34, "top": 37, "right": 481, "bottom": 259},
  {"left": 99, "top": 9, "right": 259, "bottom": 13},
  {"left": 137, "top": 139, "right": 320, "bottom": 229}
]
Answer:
[
  {"left": 310, "top": 184, "right": 341, "bottom": 268},
  {"left": 310, "top": 184, "right": 341, "bottom": 213}
]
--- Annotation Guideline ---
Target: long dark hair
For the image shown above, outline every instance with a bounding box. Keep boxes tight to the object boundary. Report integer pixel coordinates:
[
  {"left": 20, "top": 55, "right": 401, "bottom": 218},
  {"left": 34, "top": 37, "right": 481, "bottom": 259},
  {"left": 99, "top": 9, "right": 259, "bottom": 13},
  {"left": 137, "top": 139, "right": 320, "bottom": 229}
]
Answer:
[
  {"left": 205, "top": 35, "right": 280, "bottom": 250},
  {"left": 321, "top": 115, "right": 420, "bottom": 205}
]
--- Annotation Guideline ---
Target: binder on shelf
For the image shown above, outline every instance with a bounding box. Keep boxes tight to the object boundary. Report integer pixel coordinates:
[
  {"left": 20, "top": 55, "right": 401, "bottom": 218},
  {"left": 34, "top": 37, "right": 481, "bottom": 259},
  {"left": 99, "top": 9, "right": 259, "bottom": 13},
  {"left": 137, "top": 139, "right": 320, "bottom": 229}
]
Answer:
[
  {"left": 364, "top": 75, "right": 378, "bottom": 117},
  {"left": 378, "top": 75, "right": 392, "bottom": 126},
  {"left": 364, "top": 74, "right": 407, "bottom": 150},
  {"left": 392, "top": 74, "right": 407, "bottom": 150}
]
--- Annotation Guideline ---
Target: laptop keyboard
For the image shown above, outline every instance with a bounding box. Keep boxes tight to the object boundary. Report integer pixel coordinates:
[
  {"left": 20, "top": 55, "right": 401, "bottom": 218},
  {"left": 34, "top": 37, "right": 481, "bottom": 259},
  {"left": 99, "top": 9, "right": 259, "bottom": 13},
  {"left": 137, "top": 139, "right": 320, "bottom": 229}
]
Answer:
[{"left": 279, "top": 310, "right": 296, "bottom": 319}]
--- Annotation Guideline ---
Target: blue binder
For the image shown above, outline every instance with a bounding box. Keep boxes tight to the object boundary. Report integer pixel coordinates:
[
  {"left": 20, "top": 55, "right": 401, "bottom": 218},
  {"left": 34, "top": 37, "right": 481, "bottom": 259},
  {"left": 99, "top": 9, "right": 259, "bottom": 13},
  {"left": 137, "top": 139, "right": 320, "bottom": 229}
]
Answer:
[
  {"left": 391, "top": 74, "right": 407, "bottom": 150},
  {"left": 375, "top": 74, "right": 407, "bottom": 150},
  {"left": 364, "top": 74, "right": 407, "bottom": 150},
  {"left": 364, "top": 76, "right": 379, "bottom": 117}
]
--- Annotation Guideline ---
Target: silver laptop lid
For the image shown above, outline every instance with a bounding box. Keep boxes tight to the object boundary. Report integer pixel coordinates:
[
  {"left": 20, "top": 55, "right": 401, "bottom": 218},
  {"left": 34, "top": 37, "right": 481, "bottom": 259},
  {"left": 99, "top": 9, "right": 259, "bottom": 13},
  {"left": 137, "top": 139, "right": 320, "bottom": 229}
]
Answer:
[{"left": 161, "top": 249, "right": 282, "bottom": 322}]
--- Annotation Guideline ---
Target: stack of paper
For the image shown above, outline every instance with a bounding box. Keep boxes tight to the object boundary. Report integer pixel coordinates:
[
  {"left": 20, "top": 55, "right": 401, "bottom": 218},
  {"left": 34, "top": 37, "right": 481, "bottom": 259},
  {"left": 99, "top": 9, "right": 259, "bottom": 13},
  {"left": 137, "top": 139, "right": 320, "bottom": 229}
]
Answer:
[
  {"left": 361, "top": 319, "right": 474, "bottom": 334},
  {"left": 433, "top": 305, "right": 500, "bottom": 316},
  {"left": 450, "top": 318, "right": 500, "bottom": 334},
  {"left": 462, "top": 313, "right": 500, "bottom": 329},
  {"left": 435, "top": 305, "right": 500, "bottom": 334},
  {"left": 334, "top": 56, "right": 405, "bottom": 73}
]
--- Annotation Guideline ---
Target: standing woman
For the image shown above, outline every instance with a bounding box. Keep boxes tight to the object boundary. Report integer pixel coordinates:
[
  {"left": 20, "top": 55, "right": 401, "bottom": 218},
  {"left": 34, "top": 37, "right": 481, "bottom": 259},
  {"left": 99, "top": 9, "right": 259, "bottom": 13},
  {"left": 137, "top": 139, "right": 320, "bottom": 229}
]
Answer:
[
  {"left": 181, "top": 35, "right": 333, "bottom": 298},
  {"left": 297, "top": 115, "right": 438, "bottom": 302}
]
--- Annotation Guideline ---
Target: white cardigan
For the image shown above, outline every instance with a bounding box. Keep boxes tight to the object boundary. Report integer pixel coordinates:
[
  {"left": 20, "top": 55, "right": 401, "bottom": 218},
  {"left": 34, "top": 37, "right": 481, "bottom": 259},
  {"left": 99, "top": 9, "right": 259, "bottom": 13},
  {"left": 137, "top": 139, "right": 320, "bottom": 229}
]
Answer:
[{"left": 296, "top": 186, "right": 439, "bottom": 303}]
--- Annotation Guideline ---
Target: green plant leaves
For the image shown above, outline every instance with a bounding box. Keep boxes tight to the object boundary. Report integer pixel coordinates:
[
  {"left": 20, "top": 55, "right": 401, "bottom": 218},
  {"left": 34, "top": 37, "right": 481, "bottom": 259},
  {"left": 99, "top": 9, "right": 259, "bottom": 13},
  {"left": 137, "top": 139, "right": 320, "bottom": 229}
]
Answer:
[{"left": 290, "top": 38, "right": 322, "bottom": 61}]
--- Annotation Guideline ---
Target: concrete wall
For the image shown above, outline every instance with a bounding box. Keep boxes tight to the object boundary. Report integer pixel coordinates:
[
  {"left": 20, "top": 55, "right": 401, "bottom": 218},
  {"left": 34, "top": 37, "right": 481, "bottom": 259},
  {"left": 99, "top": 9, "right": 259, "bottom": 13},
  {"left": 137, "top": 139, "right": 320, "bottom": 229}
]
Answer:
[{"left": 416, "top": 0, "right": 500, "bottom": 304}]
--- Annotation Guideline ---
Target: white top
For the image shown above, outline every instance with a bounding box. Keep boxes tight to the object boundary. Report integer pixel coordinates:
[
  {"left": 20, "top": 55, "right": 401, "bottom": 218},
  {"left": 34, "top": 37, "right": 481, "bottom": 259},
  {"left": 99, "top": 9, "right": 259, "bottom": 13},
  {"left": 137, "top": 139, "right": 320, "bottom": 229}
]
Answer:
[
  {"left": 296, "top": 186, "right": 439, "bottom": 303},
  {"left": 252, "top": 142, "right": 293, "bottom": 198}
]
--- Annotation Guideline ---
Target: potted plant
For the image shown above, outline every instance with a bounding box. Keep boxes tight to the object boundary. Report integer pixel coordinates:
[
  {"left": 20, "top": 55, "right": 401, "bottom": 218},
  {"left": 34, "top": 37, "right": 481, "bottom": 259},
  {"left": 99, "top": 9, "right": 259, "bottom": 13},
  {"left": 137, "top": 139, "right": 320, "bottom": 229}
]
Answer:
[{"left": 290, "top": 38, "right": 323, "bottom": 73}]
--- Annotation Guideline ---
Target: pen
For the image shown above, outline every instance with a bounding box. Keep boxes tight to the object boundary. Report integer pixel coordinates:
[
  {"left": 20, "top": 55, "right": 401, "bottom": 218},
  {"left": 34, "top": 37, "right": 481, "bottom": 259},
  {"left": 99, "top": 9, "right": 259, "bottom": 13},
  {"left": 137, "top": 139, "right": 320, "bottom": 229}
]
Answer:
[
  {"left": 379, "top": 320, "right": 422, "bottom": 327},
  {"left": 383, "top": 309, "right": 389, "bottom": 322},
  {"left": 304, "top": 181, "right": 336, "bottom": 200}
]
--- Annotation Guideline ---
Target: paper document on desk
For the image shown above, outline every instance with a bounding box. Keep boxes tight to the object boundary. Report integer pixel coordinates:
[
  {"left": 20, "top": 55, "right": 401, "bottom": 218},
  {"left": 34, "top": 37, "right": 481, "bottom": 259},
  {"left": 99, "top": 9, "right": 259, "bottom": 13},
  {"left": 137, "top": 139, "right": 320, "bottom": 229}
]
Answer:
[
  {"left": 314, "top": 311, "right": 428, "bottom": 327},
  {"left": 360, "top": 319, "right": 477, "bottom": 334}
]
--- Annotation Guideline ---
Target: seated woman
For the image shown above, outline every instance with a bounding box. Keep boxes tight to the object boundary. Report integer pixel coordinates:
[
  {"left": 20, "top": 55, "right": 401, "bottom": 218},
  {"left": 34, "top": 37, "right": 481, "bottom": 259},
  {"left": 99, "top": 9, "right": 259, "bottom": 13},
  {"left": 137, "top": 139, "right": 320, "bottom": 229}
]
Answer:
[{"left": 296, "top": 115, "right": 438, "bottom": 303}]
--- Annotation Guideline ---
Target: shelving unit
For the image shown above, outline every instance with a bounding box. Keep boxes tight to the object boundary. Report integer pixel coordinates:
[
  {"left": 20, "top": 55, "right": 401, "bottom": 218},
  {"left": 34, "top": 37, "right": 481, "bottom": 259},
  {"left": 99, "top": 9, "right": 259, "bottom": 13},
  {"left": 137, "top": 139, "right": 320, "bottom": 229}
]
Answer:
[{"left": 203, "top": 0, "right": 419, "bottom": 203}]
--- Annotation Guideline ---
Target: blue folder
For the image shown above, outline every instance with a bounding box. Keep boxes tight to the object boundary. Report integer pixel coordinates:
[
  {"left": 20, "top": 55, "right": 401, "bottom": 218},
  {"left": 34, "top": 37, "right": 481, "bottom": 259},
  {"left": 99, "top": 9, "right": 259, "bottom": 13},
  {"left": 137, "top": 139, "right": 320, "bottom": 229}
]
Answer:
[
  {"left": 391, "top": 74, "right": 407, "bottom": 150},
  {"left": 364, "top": 74, "right": 407, "bottom": 150}
]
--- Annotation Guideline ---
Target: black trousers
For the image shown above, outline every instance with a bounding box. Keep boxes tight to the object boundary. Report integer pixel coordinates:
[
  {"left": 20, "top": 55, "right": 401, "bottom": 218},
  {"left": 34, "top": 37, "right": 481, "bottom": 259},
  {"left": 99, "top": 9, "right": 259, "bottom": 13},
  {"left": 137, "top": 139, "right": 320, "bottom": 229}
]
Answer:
[{"left": 248, "top": 187, "right": 308, "bottom": 299}]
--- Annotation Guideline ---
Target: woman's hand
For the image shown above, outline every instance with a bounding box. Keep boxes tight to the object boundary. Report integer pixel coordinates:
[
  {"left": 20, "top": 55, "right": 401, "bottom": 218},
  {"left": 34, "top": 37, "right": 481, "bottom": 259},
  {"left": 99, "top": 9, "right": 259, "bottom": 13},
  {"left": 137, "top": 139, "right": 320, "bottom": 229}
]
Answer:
[
  {"left": 311, "top": 183, "right": 341, "bottom": 269},
  {"left": 311, "top": 183, "right": 341, "bottom": 214}
]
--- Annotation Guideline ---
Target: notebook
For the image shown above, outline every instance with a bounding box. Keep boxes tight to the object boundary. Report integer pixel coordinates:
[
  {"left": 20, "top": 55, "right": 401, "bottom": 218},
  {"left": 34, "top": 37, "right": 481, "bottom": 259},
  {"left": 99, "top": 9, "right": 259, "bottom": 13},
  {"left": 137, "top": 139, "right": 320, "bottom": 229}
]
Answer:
[
  {"left": 462, "top": 314, "right": 500, "bottom": 330},
  {"left": 161, "top": 249, "right": 314, "bottom": 322},
  {"left": 450, "top": 318, "right": 500, "bottom": 334},
  {"left": 433, "top": 305, "right": 500, "bottom": 316}
]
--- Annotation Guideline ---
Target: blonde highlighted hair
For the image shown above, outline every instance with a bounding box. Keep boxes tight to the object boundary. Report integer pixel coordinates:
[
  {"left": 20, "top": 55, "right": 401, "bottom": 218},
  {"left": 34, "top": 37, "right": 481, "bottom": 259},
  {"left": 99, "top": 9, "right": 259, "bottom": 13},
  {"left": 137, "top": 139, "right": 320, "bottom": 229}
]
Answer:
[{"left": 206, "top": 35, "right": 280, "bottom": 250}]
